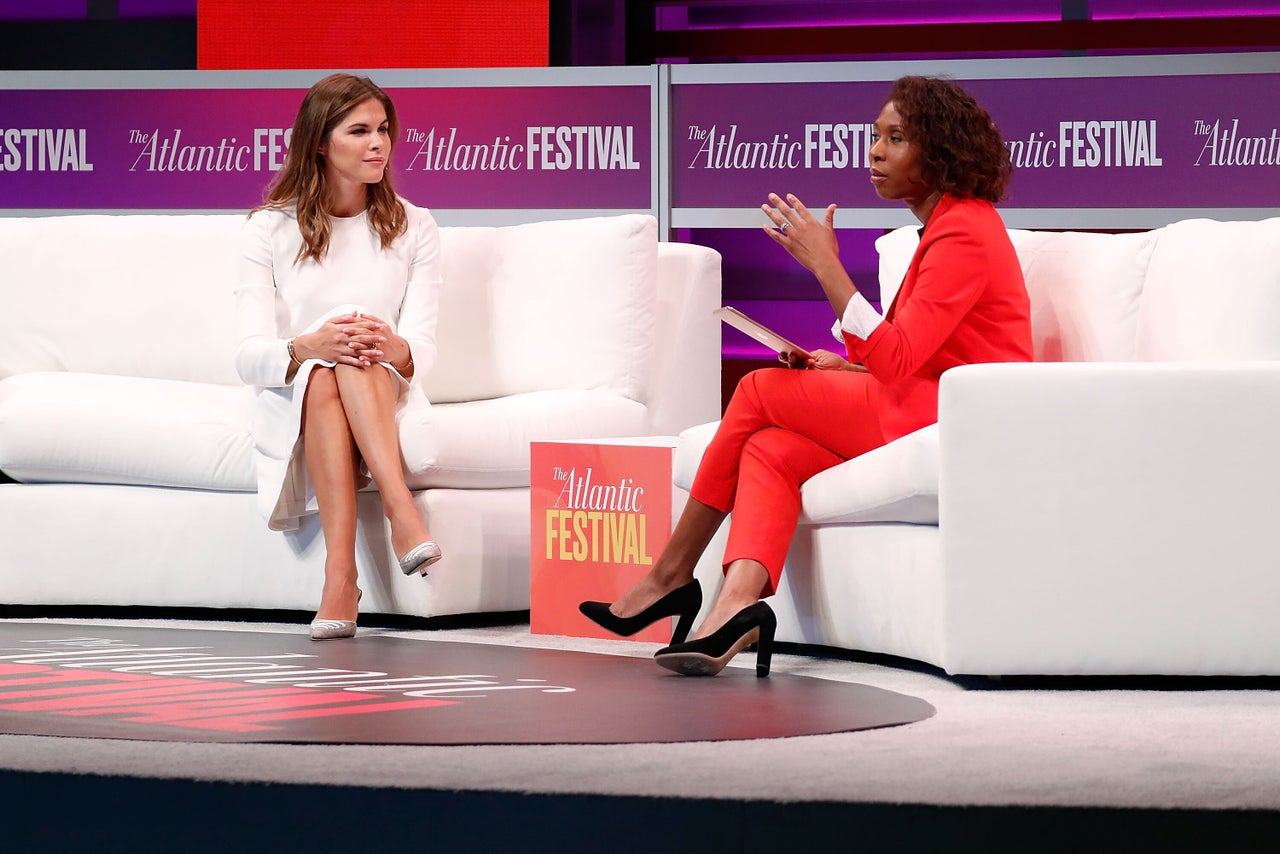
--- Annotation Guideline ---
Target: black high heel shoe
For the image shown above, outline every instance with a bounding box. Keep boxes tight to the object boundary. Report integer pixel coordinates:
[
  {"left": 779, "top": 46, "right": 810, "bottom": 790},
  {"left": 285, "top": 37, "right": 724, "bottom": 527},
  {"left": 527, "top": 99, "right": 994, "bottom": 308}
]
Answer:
[
  {"left": 578, "top": 580, "right": 702, "bottom": 644},
  {"left": 654, "top": 601, "right": 776, "bottom": 677}
]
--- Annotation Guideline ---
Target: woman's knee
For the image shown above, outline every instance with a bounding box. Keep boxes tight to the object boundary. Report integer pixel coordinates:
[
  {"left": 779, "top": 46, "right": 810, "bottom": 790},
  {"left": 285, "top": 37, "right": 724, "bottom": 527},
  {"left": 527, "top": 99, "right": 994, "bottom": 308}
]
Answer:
[
  {"left": 733, "top": 368, "right": 766, "bottom": 397},
  {"left": 306, "top": 367, "right": 340, "bottom": 401},
  {"left": 742, "top": 428, "right": 837, "bottom": 482},
  {"left": 741, "top": 428, "right": 790, "bottom": 468},
  {"left": 726, "top": 369, "right": 773, "bottom": 415},
  {"left": 732, "top": 366, "right": 798, "bottom": 405},
  {"left": 302, "top": 368, "right": 343, "bottom": 424},
  {"left": 335, "top": 362, "right": 396, "bottom": 400}
]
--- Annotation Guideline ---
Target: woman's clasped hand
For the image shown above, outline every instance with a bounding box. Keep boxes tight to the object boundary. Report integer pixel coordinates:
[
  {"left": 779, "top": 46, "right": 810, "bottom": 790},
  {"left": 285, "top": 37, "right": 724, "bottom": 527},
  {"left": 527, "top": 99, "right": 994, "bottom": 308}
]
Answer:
[{"left": 293, "top": 312, "right": 414, "bottom": 370}]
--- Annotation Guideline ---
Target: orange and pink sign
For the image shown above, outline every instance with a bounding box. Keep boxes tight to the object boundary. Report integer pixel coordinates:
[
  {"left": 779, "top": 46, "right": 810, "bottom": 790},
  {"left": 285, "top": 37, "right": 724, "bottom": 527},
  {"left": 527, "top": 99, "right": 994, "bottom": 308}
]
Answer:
[{"left": 530, "top": 441, "right": 675, "bottom": 641}]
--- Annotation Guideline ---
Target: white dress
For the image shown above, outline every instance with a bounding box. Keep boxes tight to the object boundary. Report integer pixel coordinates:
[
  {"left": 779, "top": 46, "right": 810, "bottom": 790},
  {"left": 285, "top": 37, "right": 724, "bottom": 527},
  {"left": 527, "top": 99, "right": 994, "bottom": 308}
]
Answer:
[{"left": 233, "top": 200, "right": 443, "bottom": 532}]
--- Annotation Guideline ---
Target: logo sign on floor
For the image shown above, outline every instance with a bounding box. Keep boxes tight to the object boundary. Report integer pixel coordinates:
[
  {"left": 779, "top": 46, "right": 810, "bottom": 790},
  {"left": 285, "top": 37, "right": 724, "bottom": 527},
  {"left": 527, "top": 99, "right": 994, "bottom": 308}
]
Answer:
[
  {"left": 0, "top": 622, "right": 934, "bottom": 744},
  {"left": 530, "top": 441, "right": 676, "bottom": 642},
  {"left": 0, "top": 84, "right": 652, "bottom": 211}
]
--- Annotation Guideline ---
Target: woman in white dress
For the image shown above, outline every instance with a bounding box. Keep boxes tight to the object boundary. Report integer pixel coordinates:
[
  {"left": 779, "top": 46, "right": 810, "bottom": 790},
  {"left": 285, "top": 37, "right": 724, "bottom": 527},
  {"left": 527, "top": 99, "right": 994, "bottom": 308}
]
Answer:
[{"left": 234, "top": 73, "right": 443, "bottom": 640}]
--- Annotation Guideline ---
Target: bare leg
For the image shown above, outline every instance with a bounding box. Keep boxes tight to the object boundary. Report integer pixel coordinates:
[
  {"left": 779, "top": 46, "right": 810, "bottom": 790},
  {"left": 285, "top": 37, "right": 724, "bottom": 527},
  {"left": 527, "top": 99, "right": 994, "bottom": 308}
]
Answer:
[
  {"left": 302, "top": 368, "right": 361, "bottom": 622},
  {"left": 332, "top": 364, "right": 433, "bottom": 558},
  {"left": 608, "top": 497, "right": 726, "bottom": 618},
  {"left": 691, "top": 558, "right": 770, "bottom": 640}
]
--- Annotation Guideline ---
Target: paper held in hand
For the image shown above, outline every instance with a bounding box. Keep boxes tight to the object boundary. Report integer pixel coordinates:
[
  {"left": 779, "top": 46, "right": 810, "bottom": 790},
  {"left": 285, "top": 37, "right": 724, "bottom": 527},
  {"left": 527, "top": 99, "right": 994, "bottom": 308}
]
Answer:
[
  {"left": 713, "top": 305, "right": 811, "bottom": 361},
  {"left": 713, "top": 305, "right": 870, "bottom": 372}
]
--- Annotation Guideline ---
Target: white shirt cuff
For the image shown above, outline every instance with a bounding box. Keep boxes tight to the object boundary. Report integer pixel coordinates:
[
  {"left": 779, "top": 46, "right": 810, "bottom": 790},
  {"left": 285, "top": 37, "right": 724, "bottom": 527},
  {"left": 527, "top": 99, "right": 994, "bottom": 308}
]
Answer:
[{"left": 830, "top": 292, "right": 884, "bottom": 342}]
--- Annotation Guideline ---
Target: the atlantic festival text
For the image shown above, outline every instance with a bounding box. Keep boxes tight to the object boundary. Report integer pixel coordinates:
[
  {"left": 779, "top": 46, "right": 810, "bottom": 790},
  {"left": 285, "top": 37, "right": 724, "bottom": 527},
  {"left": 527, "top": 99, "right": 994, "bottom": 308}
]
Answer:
[{"left": 545, "top": 466, "right": 652, "bottom": 565}]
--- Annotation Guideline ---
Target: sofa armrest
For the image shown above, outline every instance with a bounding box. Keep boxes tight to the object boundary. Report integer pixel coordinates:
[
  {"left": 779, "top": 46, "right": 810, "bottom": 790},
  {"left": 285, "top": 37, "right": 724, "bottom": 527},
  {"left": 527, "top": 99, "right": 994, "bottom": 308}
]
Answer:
[
  {"left": 646, "top": 243, "right": 723, "bottom": 436},
  {"left": 937, "top": 361, "right": 1280, "bottom": 675}
]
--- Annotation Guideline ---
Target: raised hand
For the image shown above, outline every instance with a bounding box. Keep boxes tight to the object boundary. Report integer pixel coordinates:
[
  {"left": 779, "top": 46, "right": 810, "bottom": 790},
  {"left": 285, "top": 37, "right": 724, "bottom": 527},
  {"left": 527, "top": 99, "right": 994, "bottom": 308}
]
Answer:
[{"left": 761, "top": 192, "right": 841, "bottom": 278}]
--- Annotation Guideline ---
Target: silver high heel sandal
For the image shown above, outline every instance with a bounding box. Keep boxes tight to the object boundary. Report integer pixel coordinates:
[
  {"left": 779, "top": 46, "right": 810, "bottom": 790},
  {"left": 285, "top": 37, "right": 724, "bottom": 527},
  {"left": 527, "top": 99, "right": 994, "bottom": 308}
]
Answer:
[
  {"left": 398, "top": 540, "right": 442, "bottom": 576},
  {"left": 310, "top": 589, "right": 362, "bottom": 641}
]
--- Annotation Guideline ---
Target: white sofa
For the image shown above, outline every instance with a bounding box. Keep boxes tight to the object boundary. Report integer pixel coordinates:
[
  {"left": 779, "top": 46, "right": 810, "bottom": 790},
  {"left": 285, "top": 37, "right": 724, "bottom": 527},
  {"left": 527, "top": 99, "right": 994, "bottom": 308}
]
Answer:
[
  {"left": 679, "top": 216, "right": 1280, "bottom": 676},
  {"left": 0, "top": 213, "right": 722, "bottom": 620}
]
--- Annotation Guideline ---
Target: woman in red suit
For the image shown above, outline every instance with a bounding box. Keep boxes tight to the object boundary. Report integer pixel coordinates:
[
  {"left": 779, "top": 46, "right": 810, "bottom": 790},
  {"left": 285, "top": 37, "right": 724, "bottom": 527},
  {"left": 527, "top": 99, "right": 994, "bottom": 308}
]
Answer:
[{"left": 581, "top": 76, "right": 1033, "bottom": 676}]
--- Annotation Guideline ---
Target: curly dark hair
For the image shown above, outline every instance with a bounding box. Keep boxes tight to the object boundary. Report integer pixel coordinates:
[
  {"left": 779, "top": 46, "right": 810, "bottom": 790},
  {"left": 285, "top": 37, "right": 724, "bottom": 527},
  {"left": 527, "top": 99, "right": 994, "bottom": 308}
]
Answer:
[{"left": 886, "top": 76, "right": 1011, "bottom": 203}]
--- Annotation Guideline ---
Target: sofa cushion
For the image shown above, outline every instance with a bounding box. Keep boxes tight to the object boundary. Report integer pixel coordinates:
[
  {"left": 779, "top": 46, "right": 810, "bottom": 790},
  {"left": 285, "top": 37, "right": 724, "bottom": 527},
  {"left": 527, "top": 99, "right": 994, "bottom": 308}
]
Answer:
[
  {"left": 0, "top": 214, "right": 244, "bottom": 386},
  {"left": 0, "top": 372, "right": 256, "bottom": 490},
  {"left": 423, "top": 215, "right": 658, "bottom": 405},
  {"left": 0, "top": 373, "right": 652, "bottom": 494},
  {"left": 1136, "top": 217, "right": 1280, "bottom": 360},
  {"left": 1007, "top": 229, "right": 1157, "bottom": 362},
  {"left": 879, "top": 224, "right": 1157, "bottom": 363},
  {"left": 402, "top": 390, "right": 648, "bottom": 490},
  {"left": 875, "top": 224, "right": 919, "bottom": 310},
  {"left": 800, "top": 424, "right": 939, "bottom": 525},
  {"left": 674, "top": 420, "right": 940, "bottom": 525}
]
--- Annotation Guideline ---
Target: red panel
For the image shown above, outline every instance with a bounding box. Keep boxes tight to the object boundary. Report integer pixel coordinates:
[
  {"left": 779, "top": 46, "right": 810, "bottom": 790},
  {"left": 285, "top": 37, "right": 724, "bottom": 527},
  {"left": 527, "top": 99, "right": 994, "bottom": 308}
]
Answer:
[{"left": 198, "top": 0, "right": 548, "bottom": 70}]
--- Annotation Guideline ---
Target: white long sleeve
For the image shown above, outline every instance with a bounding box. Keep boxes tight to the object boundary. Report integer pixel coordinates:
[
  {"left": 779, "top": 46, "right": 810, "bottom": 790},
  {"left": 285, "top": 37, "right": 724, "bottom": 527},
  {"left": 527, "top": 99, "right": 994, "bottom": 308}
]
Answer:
[
  {"left": 829, "top": 291, "right": 885, "bottom": 343},
  {"left": 233, "top": 201, "right": 443, "bottom": 388}
]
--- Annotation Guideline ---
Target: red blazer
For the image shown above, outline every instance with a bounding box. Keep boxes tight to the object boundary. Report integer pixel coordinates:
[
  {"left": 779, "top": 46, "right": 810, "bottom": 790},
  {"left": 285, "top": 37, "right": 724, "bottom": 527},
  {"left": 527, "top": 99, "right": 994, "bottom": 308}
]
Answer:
[{"left": 843, "top": 194, "right": 1033, "bottom": 442}]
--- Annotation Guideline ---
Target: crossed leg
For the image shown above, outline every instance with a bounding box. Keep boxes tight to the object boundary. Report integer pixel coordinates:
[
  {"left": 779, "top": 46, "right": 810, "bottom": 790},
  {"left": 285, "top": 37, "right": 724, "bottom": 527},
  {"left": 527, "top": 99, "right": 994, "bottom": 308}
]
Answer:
[
  {"left": 302, "top": 365, "right": 434, "bottom": 622},
  {"left": 608, "top": 367, "right": 886, "bottom": 638},
  {"left": 331, "top": 364, "right": 432, "bottom": 559}
]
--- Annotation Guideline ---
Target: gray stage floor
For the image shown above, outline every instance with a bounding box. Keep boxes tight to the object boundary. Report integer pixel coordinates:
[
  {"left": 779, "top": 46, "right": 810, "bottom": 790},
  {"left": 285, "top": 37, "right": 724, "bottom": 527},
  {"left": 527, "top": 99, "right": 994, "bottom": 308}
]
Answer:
[{"left": 3, "top": 616, "right": 1279, "bottom": 812}]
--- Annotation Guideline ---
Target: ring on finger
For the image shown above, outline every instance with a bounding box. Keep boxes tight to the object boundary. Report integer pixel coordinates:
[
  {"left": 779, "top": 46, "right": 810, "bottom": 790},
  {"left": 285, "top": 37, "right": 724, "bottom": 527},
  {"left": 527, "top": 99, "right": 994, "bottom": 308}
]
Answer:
[{"left": 779, "top": 220, "right": 792, "bottom": 231}]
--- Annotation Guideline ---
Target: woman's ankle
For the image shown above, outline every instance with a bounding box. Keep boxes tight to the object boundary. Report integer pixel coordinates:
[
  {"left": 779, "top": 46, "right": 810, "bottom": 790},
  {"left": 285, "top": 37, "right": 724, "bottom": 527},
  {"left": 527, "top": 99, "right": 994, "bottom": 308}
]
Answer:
[
  {"left": 320, "top": 568, "right": 359, "bottom": 592},
  {"left": 386, "top": 505, "right": 430, "bottom": 553},
  {"left": 317, "top": 572, "right": 360, "bottom": 619},
  {"left": 649, "top": 555, "right": 696, "bottom": 589}
]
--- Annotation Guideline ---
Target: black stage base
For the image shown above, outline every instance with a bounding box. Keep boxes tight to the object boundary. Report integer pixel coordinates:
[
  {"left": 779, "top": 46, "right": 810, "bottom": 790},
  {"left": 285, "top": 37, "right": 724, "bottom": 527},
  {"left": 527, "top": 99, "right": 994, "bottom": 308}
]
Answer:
[
  {"left": 4, "top": 770, "right": 1280, "bottom": 854},
  {"left": 0, "top": 621, "right": 933, "bottom": 744}
]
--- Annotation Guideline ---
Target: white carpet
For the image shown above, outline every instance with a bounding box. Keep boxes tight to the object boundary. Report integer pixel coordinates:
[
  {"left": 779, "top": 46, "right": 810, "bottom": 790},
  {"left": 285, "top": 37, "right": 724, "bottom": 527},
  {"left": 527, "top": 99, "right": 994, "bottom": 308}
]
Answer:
[{"left": 2, "top": 616, "right": 1278, "bottom": 811}]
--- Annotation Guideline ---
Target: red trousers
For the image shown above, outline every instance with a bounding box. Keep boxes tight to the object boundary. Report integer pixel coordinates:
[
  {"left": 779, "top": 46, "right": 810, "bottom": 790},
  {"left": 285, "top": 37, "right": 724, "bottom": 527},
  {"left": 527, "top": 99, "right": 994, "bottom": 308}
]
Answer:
[{"left": 689, "top": 367, "right": 888, "bottom": 596}]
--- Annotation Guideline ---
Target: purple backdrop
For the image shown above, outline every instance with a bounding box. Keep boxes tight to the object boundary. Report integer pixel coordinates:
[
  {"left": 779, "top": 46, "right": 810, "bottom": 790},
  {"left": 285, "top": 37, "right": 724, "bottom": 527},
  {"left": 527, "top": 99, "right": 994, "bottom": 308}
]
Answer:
[
  {"left": 0, "top": 85, "right": 652, "bottom": 210},
  {"left": 672, "top": 74, "right": 1280, "bottom": 209}
]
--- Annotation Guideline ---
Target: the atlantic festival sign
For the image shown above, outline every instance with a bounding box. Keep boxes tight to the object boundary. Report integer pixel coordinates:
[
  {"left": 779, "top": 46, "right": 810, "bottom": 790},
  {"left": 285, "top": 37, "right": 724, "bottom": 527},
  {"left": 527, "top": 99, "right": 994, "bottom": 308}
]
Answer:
[{"left": 530, "top": 441, "right": 675, "bottom": 641}]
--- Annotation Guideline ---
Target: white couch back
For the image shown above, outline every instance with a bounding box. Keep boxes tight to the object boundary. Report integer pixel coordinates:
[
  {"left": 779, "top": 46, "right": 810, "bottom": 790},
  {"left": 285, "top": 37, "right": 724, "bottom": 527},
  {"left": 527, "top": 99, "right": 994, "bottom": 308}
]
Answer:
[
  {"left": 0, "top": 212, "right": 661, "bottom": 405},
  {"left": 1135, "top": 217, "right": 1280, "bottom": 361},
  {"left": 0, "top": 214, "right": 245, "bottom": 386},
  {"left": 425, "top": 214, "right": 656, "bottom": 404},
  {"left": 876, "top": 216, "right": 1280, "bottom": 363}
]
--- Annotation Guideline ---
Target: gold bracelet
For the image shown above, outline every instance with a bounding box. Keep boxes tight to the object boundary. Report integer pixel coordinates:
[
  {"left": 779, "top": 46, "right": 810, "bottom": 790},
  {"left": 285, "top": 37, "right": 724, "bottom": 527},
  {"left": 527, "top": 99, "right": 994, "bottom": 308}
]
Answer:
[
  {"left": 287, "top": 338, "right": 302, "bottom": 367},
  {"left": 399, "top": 352, "right": 414, "bottom": 374}
]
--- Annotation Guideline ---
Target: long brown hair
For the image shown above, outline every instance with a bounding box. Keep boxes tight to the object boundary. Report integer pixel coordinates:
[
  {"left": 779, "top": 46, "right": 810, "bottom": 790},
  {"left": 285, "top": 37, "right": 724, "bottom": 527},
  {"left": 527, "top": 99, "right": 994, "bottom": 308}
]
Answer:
[
  {"left": 255, "top": 73, "right": 407, "bottom": 264},
  {"left": 886, "top": 76, "right": 1012, "bottom": 203}
]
